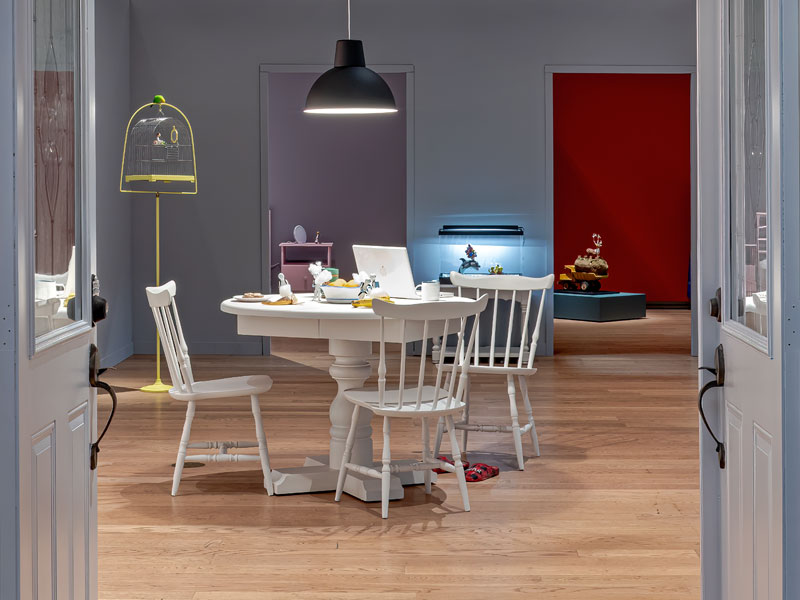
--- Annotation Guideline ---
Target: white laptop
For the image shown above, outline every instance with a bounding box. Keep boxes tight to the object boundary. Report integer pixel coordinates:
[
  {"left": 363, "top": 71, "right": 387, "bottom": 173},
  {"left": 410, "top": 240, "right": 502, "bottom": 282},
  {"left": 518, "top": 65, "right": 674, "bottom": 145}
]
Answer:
[{"left": 352, "top": 245, "right": 418, "bottom": 298}]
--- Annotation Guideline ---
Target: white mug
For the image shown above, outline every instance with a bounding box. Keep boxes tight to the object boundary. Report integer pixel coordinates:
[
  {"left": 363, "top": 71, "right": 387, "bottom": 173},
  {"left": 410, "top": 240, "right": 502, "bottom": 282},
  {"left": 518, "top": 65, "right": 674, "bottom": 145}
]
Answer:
[
  {"left": 35, "top": 279, "right": 57, "bottom": 300},
  {"left": 415, "top": 280, "right": 441, "bottom": 301}
]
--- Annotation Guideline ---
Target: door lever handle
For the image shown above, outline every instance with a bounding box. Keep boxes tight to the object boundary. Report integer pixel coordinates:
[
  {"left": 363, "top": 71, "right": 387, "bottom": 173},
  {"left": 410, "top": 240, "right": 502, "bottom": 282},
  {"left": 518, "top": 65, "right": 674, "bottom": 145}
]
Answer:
[
  {"left": 699, "top": 379, "right": 725, "bottom": 469},
  {"left": 89, "top": 344, "right": 117, "bottom": 470},
  {"left": 699, "top": 344, "right": 725, "bottom": 469}
]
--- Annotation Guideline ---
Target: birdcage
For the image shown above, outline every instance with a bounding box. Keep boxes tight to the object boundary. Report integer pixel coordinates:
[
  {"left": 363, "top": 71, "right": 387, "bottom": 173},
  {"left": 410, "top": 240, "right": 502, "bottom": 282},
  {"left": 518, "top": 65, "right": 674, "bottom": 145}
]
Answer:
[
  {"left": 120, "top": 100, "right": 197, "bottom": 194},
  {"left": 120, "top": 96, "right": 198, "bottom": 393}
]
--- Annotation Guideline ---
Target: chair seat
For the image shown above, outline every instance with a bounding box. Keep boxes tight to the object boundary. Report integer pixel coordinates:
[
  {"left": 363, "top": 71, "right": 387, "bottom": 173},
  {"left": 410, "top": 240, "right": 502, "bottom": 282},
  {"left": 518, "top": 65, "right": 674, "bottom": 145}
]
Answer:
[
  {"left": 465, "top": 365, "right": 537, "bottom": 375},
  {"left": 344, "top": 386, "right": 466, "bottom": 417},
  {"left": 169, "top": 375, "right": 273, "bottom": 401}
]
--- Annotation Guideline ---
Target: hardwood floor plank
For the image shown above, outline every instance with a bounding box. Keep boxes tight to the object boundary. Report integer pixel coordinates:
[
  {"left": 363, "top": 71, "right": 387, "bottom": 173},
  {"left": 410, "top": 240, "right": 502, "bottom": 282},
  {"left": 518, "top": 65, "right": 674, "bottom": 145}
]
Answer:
[{"left": 99, "top": 310, "right": 699, "bottom": 599}]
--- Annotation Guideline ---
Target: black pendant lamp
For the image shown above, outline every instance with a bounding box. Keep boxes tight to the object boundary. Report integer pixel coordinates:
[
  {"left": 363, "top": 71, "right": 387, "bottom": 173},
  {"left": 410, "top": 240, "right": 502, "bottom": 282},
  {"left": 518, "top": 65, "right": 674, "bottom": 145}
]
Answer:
[{"left": 304, "top": 0, "right": 397, "bottom": 114}]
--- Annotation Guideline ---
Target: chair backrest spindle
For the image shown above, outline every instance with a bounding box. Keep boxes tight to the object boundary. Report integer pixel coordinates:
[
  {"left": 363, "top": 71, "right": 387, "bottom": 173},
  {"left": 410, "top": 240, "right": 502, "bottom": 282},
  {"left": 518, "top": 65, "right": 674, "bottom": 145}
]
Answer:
[
  {"left": 415, "top": 320, "right": 429, "bottom": 409},
  {"left": 518, "top": 290, "right": 533, "bottom": 367},
  {"left": 396, "top": 320, "right": 408, "bottom": 410},
  {"left": 504, "top": 290, "right": 516, "bottom": 367},
  {"left": 433, "top": 317, "right": 450, "bottom": 401},
  {"left": 489, "top": 289, "right": 499, "bottom": 366},
  {"left": 528, "top": 285, "right": 550, "bottom": 369},
  {"left": 474, "top": 287, "right": 481, "bottom": 367},
  {"left": 378, "top": 316, "right": 387, "bottom": 408}
]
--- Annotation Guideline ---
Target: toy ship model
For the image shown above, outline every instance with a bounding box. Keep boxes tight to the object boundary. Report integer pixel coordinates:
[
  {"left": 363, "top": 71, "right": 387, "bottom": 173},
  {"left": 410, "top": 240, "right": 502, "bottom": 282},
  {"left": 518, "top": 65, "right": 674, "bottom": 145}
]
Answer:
[{"left": 559, "top": 233, "right": 609, "bottom": 292}]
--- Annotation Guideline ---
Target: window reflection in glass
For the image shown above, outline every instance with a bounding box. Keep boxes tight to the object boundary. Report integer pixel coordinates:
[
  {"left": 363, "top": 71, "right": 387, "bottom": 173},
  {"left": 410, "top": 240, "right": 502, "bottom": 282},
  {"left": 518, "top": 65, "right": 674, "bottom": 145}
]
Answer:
[
  {"left": 729, "top": 0, "right": 768, "bottom": 336},
  {"left": 33, "top": 0, "right": 81, "bottom": 338}
]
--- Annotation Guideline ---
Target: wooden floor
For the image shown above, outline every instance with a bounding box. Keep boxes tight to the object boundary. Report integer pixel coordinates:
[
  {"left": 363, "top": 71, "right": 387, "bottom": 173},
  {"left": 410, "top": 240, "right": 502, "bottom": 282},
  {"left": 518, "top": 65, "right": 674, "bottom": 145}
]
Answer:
[{"left": 99, "top": 310, "right": 699, "bottom": 600}]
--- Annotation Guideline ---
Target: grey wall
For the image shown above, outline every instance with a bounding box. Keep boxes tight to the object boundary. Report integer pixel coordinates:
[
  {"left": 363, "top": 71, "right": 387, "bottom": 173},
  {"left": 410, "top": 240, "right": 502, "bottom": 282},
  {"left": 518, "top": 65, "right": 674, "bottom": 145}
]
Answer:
[
  {"left": 267, "top": 71, "right": 407, "bottom": 288},
  {"left": 95, "top": 0, "right": 133, "bottom": 367},
  {"left": 129, "top": 0, "right": 696, "bottom": 355},
  {"left": 0, "top": 0, "right": 18, "bottom": 593}
]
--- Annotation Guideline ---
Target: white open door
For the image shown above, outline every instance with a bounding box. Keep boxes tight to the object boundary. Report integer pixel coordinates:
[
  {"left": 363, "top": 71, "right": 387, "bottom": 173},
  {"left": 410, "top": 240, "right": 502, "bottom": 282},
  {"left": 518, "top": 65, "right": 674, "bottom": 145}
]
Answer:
[
  {"left": 12, "top": 0, "right": 99, "bottom": 597},
  {"left": 697, "top": 0, "right": 792, "bottom": 597}
]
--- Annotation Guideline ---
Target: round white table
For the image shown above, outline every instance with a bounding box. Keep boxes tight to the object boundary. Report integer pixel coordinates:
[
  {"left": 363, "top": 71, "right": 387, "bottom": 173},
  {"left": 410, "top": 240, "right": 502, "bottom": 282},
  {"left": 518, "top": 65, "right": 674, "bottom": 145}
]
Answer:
[{"left": 221, "top": 293, "right": 469, "bottom": 501}]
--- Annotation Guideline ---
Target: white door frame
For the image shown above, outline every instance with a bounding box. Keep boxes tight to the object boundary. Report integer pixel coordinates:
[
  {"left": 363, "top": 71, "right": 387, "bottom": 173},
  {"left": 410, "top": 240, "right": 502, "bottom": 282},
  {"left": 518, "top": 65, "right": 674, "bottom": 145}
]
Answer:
[
  {"left": 0, "top": 0, "right": 19, "bottom": 595},
  {"left": 780, "top": 0, "right": 800, "bottom": 594},
  {"left": 696, "top": 3, "right": 726, "bottom": 596},
  {"left": 544, "top": 65, "right": 698, "bottom": 356}
]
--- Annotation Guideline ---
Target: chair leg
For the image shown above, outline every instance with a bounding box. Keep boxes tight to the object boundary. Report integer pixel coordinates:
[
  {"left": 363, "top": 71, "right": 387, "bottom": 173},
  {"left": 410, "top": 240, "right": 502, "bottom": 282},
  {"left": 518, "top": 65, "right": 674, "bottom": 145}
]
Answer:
[
  {"left": 445, "top": 415, "right": 470, "bottom": 512},
  {"left": 460, "top": 377, "right": 471, "bottom": 460},
  {"left": 433, "top": 416, "right": 446, "bottom": 458},
  {"left": 335, "top": 404, "right": 360, "bottom": 502},
  {"left": 518, "top": 376, "right": 540, "bottom": 457},
  {"left": 172, "top": 401, "right": 196, "bottom": 496},
  {"left": 508, "top": 374, "right": 525, "bottom": 470},
  {"left": 381, "top": 416, "right": 392, "bottom": 519},
  {"left": 421, "top": 417, "right": 432, "bottom": 494},
  {"left": 250, "top": 395, "right": 274, "bottom": 496}
]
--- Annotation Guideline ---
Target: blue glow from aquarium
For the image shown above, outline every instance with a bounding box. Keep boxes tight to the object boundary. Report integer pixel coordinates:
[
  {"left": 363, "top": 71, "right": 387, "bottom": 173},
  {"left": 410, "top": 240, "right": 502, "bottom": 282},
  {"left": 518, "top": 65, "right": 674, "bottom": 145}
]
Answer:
[{"left": 440, "top": 242, "right": 524, "bottom": 276}]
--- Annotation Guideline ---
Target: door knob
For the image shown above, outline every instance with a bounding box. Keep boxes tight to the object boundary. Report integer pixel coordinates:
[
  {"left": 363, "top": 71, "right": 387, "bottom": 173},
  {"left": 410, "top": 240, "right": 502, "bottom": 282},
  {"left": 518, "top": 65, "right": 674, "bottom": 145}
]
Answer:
[
  {"left": 699, "top": 344, "right": 725, "bottom": 468},
  {"left": 709, "top": 287, "right": 722, "bottom": 322}
]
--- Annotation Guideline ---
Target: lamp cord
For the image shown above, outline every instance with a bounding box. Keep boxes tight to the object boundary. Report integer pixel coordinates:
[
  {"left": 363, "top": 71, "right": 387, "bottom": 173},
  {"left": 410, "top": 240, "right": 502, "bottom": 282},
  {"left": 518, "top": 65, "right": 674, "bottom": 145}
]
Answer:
[{"left": 347, "top": 0, "right": 351, "bottom": 39}]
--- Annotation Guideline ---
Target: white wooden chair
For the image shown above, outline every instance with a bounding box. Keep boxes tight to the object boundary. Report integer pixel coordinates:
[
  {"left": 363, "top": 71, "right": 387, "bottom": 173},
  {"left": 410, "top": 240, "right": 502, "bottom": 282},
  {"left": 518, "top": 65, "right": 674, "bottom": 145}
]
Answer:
[
  {"left": 435, "top": 272, "right": 555, "bottom": 470},
  {"left": 146, "top": 281, "right": 275, "bottom": 496},
  {"left": 335, "top": 295, "right": 489, "bottom": 518}
]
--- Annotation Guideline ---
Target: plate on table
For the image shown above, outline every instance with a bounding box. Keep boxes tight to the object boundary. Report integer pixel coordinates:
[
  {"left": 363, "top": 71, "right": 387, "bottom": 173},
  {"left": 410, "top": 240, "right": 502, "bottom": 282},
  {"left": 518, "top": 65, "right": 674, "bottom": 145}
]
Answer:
[{"left": 233, "top": 294, "right": 269, "bottom": 302}]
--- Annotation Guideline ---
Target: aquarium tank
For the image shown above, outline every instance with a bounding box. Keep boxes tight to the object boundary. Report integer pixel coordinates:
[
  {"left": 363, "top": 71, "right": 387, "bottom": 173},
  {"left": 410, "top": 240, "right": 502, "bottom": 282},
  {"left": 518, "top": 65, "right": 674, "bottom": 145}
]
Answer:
[{"left": 438, "top": 225, "right": 525, "bottom": 283}]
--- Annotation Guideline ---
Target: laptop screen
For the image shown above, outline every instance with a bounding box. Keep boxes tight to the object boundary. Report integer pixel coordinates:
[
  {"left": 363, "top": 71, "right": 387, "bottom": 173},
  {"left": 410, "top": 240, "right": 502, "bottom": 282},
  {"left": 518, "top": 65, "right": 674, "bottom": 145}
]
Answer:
[{"left": 352, "top": 245, "right": 417, "bottom": 298}]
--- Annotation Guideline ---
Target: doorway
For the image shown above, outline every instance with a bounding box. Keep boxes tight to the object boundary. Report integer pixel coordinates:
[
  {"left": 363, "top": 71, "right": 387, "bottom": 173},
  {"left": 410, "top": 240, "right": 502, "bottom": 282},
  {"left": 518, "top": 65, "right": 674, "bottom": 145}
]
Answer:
[
  {"left": 545, "top": 67, "right": 697, "bottom": 355},
  {"left": 258, "top": 65, "right": 414, "bottom": 302}
]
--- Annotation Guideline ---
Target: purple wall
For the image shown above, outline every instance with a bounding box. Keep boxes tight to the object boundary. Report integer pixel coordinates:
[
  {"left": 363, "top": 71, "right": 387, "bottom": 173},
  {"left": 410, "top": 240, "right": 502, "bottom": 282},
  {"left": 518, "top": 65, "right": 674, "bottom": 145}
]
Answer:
[{"left": 267, "top": 72, "right": 407, "bottom": 287}]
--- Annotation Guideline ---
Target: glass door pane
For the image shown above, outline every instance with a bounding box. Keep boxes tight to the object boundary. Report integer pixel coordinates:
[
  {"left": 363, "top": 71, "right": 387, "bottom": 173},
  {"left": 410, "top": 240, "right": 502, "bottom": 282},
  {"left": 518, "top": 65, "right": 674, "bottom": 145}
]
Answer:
[
  {"left": 729, "top": 0, "right": 769, "bottom": 337},
  {"left": 33, "top": 0, "right": 82, "bottom": 338}
]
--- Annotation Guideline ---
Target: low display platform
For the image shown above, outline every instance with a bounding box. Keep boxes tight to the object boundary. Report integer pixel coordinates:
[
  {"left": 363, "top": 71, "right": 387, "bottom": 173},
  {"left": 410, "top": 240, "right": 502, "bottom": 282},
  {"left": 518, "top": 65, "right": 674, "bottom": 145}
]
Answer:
[{"left": 554, "top": 290, "right": 646, "bottom": 322}]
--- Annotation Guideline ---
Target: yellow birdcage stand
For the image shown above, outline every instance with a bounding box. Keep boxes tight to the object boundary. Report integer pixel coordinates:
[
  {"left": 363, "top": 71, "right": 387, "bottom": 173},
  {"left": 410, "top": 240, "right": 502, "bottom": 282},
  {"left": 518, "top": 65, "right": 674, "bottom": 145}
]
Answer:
[{"left": 120, "top": 95, "right": 197, "bottom": 392}]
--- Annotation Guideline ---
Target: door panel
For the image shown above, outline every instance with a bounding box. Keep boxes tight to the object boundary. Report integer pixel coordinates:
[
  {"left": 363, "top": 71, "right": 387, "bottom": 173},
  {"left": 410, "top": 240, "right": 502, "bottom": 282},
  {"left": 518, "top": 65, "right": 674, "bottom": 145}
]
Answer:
[
  {"left": 19, "top": 341, "right": 94, "bottom": 600},
  {"left": 68, "top": 403, "right": 89, "bottom": 600},
  {"left": 724, "top": 402, "right": 744, "bottom": 600},
  {"left": 720, "top": 334, "right": 782, "bottom": 599},
  {"left": 31, "top": 424, "right": 55, "bottom": 600},
  {"left": 753, "top": 424, "right": 773, "bottom": 600}
]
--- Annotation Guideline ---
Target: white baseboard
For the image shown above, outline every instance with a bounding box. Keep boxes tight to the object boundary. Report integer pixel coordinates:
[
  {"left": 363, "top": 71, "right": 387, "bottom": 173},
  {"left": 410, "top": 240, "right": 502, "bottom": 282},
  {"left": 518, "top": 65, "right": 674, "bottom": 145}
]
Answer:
[{"left": 133, "top": 339, "right": 264, "bottom": 355}]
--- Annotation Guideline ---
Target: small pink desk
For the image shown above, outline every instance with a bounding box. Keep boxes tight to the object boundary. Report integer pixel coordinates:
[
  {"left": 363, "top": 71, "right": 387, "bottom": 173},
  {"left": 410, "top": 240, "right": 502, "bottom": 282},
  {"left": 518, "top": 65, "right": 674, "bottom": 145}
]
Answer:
[{"left": 279, "top": 242, "right": 333, "bottom": 292}]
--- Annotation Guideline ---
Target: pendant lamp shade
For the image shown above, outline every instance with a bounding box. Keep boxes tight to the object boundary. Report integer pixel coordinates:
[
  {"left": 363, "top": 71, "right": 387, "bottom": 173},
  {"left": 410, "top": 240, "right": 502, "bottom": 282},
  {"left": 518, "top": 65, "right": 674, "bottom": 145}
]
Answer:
[{"left": 305, "top": 40, "right": 397, "bottom": 114}]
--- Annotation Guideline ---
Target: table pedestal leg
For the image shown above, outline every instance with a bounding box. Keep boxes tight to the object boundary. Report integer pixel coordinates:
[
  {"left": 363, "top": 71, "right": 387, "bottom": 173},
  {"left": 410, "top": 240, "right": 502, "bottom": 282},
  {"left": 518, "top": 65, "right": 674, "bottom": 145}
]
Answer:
[
  {"left": 269, "top": 338, "right": 432, "bottom": 500},
  {"left": 327, "top": 339, "right": 374, "bottom": 468}
]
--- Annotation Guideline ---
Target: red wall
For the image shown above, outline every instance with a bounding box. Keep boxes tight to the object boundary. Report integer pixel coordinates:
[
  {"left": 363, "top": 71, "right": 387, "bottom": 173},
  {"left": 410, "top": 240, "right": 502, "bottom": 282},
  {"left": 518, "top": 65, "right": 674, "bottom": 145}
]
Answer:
[{"left": 553, "top": 73, "right": 691, "bottom": 303}]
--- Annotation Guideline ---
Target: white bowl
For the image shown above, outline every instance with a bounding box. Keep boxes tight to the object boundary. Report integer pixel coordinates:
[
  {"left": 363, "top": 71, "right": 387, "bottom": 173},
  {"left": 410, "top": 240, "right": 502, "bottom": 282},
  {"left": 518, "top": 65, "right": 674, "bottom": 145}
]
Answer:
[{"left": 321, "top": 283, "right": 361, "bottom": 304}]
